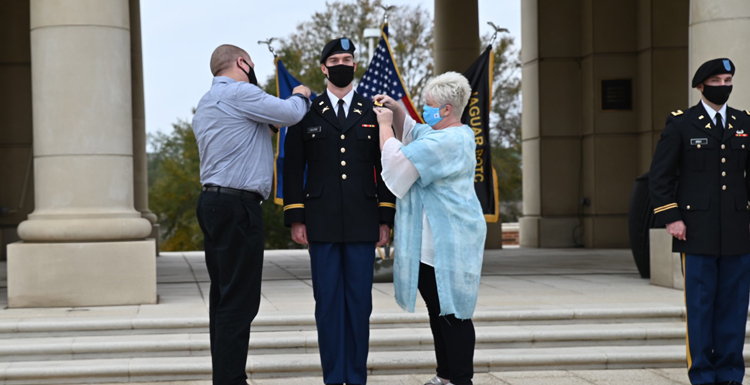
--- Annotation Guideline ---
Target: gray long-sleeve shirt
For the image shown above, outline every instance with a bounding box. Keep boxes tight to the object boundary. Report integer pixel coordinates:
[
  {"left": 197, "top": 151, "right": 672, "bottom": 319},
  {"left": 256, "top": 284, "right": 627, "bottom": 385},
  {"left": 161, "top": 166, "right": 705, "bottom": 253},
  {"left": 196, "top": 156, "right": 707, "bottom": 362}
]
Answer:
[{"left": 192, "top": 76, "right": 309, "bottom": 198}]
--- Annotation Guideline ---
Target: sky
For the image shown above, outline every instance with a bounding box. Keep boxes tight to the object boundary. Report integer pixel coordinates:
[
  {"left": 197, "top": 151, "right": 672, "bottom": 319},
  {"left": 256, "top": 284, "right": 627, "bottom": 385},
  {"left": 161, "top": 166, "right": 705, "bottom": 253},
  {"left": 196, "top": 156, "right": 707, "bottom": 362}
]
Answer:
[{"left": 140, "top": 0, "right": 521, "bottom": 137}]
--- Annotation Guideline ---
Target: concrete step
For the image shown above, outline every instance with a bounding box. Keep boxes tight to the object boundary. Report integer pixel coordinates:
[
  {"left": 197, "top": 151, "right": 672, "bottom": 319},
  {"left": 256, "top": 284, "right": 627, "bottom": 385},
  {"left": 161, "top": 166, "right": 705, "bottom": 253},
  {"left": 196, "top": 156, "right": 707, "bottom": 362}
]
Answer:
[
  {"left": 0, "top": 344, "right": 707, "bottom": 383},
  {"left": 0, "top": 306, "right": 686, "bottom": 338},
  {"left": 0, "top": 322, "right": 698, "bottom": 362}
]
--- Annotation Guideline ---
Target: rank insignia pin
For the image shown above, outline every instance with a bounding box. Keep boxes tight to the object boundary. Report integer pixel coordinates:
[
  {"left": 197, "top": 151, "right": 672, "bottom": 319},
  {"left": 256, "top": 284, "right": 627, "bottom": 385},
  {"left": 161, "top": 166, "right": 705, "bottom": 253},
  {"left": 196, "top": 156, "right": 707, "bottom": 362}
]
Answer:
[
  {"left": 699, "top": 115, "right": 704, "bottom": 120},
  {"left": 732, "top": 115, "right": 737, "bottom": 120},
  {"left": 730, "top": 124, "right": 734, "bottom": 129},
  {"left": 319, "top": 101, "right": 325, "bottom": 105},
  {"left": 322, "top": 106, "right": 330, "bottom": 113},
  {"left": 706, "top": 123, "right": 712, "bottom": 129},
  {"left": 357, "top": 102, "right": 363, "bottom": 106},
  {"left": 353, "top": 109, "right": 362, "bottom": 115}
]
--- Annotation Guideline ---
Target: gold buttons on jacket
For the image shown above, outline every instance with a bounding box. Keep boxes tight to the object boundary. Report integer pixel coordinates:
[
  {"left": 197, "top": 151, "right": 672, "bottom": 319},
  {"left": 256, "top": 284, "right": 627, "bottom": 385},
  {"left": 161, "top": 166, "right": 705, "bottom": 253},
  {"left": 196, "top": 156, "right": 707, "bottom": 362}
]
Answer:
[
  {"left": 723, "top": 171, "right": 727, "bottom": 177},
  {"left": 312, "top": 134, "right": 316, "bottom": 138},
  {"left": 341, "top": 161, "right": 346, "bottom": 166},
  {"left": 722, "top": 158, "right": 726, "bottom": 163},
  {"left": 368, "top": 135, "right": 372, "bottom": 139},
  {"left": 341, "top": 148, "right": 346, "bottom": 153},
  {"left": 687, "top": 205, "right": 691, "bottom": 210},
  {"left": 341, "top": 134, "right": 345, "bottom": 140},
  {"left": 722, "top": 144, "right": 726, "bottom": 149},
  {"left": 698, "top": 144, "right": 702, "bottom": 149},
  {"left": 723, "top": 185, "right": 727, "bottom": 190},
  {"left": 342, "top": 174, "right": 347, "bottom": 180}
]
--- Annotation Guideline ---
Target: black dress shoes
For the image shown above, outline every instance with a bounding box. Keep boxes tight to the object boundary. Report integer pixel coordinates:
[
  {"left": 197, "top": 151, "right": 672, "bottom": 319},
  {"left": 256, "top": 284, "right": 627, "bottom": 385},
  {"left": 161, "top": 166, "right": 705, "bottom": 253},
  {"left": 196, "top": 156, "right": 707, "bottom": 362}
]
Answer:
[{"left": 718, "top": 381, "right": 742, "bottom": 385}]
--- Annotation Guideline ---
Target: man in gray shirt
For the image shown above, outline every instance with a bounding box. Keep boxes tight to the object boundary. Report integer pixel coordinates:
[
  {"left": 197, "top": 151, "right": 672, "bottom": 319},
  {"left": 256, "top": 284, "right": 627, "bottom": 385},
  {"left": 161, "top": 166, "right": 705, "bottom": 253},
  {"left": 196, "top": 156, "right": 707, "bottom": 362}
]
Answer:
[{"left": 193, "top": 44, "right": 310, "bottom": 385}]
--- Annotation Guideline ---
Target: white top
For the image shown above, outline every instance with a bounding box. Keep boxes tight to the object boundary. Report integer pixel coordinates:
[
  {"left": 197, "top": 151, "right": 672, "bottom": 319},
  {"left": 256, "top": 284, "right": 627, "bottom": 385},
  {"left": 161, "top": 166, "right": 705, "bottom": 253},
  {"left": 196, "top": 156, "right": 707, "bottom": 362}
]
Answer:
[
  {"left": 327, "top": 88, "right": 354, "bottom": 118},
  {"left": 381, "top": 115, "right": 435, "bottom": 266},
  {"left": 701, "top": 99, "right": 727, "bottom": 128}
]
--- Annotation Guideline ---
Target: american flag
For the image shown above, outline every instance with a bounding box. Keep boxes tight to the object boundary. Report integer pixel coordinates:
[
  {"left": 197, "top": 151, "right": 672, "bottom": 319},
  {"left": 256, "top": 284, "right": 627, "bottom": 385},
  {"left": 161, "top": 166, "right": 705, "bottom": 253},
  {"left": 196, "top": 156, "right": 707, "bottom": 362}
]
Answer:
[{"left": 357, "top": 24, "right": 423, "bottom": 123}]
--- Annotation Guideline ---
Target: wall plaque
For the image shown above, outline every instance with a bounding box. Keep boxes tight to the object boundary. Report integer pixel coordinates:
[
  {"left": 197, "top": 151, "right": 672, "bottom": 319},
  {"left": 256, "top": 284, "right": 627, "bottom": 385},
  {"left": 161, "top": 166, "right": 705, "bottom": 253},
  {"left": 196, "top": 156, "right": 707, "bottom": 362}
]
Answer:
[{"left": 601, "top": 79, "right": 632, "bottom": 111}]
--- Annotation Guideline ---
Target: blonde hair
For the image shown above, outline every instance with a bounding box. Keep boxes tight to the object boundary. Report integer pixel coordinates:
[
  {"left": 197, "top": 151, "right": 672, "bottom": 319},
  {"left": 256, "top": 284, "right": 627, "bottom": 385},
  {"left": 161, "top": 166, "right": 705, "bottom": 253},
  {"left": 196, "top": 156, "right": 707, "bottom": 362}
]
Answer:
[{"left": 422, "top": 71, "right": 472, "bottom": 115}]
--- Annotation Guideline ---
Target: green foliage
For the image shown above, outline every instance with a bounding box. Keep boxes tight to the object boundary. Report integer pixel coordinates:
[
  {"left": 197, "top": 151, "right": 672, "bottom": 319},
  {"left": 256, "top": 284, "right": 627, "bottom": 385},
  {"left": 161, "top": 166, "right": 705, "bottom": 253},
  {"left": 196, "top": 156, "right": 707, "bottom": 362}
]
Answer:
[
  {"left": 148, "top": 118, "right": 203, "bottom": 251},
  {"left": 260, "top": 0, "right": 433, "bottom": 105},
  {"left": 486, "top": 35, "right": 523, "bottom": 223},
  {"left": 148, "top": 118, "right": 302, "bottom": 251}
]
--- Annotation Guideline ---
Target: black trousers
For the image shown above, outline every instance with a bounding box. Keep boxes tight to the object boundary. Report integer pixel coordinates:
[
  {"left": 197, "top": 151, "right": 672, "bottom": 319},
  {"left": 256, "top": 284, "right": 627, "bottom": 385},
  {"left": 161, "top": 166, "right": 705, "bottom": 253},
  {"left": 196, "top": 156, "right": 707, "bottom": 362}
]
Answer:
[
  {"left": 196, "top": 191, "right": 265, "bottom": 385},
  {"left": 418, "top": 263, "right": 475, "bottom": 385}
]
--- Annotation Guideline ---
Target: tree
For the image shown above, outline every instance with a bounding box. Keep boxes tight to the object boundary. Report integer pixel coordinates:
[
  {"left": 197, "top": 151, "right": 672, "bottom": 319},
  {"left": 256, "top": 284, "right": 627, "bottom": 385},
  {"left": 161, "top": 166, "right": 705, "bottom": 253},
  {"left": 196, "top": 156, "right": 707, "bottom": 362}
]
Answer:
[
  {"left": 261, "top": 0, "right": 433, "bottom": 103},
  {"left": 487, "top": 35, "right": 523, "bottom": 223},
  {"left": 148, "top": 117, "right": 301, "bottom": 251},
  {"left": 148, "top": 118, "right": 203, "bottom": 251}
]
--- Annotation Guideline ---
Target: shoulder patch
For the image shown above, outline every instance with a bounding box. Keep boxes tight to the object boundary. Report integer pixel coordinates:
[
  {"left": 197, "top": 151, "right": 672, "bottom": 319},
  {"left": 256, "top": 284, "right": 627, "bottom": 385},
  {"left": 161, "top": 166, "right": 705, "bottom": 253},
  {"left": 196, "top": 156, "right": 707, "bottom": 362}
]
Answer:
[{"left": 671, "top": 110, "right": 684, "bottom": 116}]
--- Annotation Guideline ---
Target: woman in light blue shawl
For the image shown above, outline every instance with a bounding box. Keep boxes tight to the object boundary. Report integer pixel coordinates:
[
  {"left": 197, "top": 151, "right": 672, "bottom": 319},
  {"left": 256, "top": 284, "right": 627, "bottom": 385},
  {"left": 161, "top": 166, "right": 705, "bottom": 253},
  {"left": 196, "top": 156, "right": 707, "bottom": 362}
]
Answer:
[{"left": 373, "top": 72, "right": 487, "bottom": 385}]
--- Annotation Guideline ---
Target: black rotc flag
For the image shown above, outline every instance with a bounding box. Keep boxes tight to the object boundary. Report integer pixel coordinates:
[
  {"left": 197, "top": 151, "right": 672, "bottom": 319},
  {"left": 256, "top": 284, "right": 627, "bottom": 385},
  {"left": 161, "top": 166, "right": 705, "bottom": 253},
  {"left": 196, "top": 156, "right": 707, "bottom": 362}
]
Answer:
[{"left": 462, "top": 45, "right": 500, "bottom": 223}]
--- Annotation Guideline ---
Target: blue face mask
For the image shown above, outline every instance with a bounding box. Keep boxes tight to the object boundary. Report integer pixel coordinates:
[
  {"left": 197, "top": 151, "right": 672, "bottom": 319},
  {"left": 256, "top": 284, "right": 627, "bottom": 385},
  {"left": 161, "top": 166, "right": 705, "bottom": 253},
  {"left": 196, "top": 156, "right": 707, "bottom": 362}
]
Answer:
[{"left": 422, "top": 104, "right": 446, "bottom": 127}]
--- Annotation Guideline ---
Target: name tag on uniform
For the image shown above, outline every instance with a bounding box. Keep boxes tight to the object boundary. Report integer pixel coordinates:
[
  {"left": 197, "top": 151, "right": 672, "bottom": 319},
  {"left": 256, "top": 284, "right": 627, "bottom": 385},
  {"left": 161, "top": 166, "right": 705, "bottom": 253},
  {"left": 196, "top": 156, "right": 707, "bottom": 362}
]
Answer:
[
  {"left": 306, "top": 126, "right": 322, "bottom": 134},
  {"left": 690, "top": 138, "right": 708, "bottom": 145}
]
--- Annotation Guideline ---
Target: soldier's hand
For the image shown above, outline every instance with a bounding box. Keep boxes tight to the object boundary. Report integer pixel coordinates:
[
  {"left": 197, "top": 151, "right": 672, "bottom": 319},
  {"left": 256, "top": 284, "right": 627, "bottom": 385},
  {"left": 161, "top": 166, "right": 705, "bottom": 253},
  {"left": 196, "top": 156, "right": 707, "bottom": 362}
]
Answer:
[
  {"left": 291, "top": 222, "right": 308, "bottom": 245},
  {"left": 373, "top": 107, "right": 393, "bottom": 127},
  {"left": 373, "top": 94, "right": 398, "bottom": 110},
  {"left": 666, "top": 220, "right": 687, "bottom": 241},
  {"left": 376, "top": 224, "right": 390, "bottom": 247},
  {"left": 293, "top": 85, "right": 311, "bottom": 98}
]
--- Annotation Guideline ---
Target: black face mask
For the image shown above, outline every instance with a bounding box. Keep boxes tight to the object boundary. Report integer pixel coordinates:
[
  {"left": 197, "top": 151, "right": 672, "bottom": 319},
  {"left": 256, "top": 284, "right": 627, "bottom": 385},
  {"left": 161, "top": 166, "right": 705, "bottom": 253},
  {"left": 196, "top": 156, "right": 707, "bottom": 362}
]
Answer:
[
  {"left": 702, "top": 84, "right": 733, "bottom": 105},
  {"left": 239, "top": 59, "right": 258, "bottom": 86},
  {"left": 325, "top": 64, "right": 355, "bottom": 88}
]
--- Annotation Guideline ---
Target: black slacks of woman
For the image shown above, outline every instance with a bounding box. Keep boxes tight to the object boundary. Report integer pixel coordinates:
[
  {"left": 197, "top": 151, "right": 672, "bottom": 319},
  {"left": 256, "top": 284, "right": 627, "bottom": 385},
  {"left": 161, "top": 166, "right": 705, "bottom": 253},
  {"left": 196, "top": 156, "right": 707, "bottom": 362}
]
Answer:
[
  {"left": 418, "top": 263, "right": 476, "bottom": 385},
  {"left": 197, "top": 190, "right": 265, "bottom": 385}
]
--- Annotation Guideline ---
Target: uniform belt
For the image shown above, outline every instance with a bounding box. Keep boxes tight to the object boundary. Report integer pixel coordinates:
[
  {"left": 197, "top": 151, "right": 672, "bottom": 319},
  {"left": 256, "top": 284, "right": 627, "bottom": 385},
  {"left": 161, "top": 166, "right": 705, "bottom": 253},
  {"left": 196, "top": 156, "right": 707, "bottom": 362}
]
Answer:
[{"left": 202, "top": 185, "right": 262, "bottom": 202}]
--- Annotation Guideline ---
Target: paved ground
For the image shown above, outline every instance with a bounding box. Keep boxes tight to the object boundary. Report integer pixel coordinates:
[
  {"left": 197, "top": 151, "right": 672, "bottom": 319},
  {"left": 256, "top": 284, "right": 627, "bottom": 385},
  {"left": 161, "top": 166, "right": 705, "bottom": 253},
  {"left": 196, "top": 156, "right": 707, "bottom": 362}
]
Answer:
[
  {"left": 0, "top": 247, "right": 699, "bottom": 384},
  {"left": 0, "top": 247, "right": 683, "bottom": 320}
]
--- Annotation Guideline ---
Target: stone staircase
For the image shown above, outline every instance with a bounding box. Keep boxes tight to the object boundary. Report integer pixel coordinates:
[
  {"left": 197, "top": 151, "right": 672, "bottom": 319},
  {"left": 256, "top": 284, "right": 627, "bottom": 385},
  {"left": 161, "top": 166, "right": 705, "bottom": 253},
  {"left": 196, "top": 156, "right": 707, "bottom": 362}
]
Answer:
[{"left": 0, "top": 305, "right": 712, "bottom": 384}]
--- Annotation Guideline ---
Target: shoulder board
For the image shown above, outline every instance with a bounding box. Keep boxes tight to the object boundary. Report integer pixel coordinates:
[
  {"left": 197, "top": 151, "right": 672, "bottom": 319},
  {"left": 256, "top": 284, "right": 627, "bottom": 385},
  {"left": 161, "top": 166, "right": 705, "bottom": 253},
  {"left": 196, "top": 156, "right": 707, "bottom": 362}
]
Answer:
[{"left": 671, "top": 110, "right": 684, "bottom": 116}]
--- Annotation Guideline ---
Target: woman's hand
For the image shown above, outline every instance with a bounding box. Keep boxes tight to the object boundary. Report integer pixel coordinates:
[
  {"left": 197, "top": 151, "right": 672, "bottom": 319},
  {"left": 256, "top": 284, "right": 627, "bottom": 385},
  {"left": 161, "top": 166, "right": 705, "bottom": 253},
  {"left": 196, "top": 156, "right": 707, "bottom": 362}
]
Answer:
[
  {"left": 373, "top": 107, "right": 393, "bottom": 127},
  {"left": 373, "top": 94, "right": 398, "bottom": 110}
]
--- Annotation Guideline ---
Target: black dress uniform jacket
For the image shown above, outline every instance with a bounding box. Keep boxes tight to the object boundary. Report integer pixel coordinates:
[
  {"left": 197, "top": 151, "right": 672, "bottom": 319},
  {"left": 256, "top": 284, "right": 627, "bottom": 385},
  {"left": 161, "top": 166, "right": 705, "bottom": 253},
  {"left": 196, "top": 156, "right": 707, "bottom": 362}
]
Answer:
[
  {"left": 650, "top": 102, "right": 750, "bottom": 255},
  {"left": 283, "top": 91, "right": 396, "bottom": 243}
]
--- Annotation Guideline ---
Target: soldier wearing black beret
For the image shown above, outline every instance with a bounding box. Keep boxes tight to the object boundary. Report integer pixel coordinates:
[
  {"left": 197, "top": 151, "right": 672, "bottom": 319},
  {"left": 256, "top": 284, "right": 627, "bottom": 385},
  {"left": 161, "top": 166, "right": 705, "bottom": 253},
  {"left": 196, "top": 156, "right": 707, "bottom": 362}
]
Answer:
[
  {"left": 282, "top": 37, "right": 396, "bottom": 385},
  {"left": 649, "top": 58, "right": 750, "bottom": 385}
]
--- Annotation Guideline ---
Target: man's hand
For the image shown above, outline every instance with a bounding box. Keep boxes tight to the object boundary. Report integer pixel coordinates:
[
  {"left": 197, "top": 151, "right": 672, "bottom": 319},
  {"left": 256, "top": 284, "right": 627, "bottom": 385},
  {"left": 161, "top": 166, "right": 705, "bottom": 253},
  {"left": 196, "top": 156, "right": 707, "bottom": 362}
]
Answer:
[
  {"left": 291, "top": 222, "right": 308, "bottom": 245},
  {"left": 377, "top": 224, "right": 390, "bottom": 247},
  {"left": 373, "top": 107, "right": 393, "bottom": 127},
  {"left": 292, "top": 85, "right": 311, "bottom": 98},
  {"left": 373, "top": 94, "right": 398, "bottom": 110},
  {"left": 666, "top": 220, "right": 687, "bottom": 241}
]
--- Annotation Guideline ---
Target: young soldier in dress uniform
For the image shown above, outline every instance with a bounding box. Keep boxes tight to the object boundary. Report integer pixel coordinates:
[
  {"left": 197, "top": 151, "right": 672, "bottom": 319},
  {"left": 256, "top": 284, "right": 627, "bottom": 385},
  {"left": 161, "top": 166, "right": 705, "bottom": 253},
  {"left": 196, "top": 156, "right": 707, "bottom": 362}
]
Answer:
[
  {"left": 282, "top": 38, "right": 396, "bottom": 385},
  {"left": 650, "top": 58, "right": 750, "bottom": 385}
]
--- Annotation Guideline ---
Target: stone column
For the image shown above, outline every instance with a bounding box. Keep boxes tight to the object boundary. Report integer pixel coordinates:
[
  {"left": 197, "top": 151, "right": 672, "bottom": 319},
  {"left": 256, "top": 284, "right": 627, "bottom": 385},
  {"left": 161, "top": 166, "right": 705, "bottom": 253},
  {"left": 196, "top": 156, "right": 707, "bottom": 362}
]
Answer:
[
  {"left": 433, "top": 0, "right": 480, "bottom": 75},
  {"left": 129, "top": 0, "right": 160, "bottom": 253},
  {"left": 689, "top": 0, "right": 750, "bottom": 106},
  {"left": 7, "top": 0, "right": 156, "bottom": 308}
]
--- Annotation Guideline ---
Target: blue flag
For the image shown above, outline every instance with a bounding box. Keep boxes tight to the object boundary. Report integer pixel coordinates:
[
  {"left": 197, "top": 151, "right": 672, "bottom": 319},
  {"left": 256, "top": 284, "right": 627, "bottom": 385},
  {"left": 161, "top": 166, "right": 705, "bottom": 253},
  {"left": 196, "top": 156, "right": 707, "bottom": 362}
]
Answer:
[{"left": 273, "top": 58, "right": 316, "bottom": 205}]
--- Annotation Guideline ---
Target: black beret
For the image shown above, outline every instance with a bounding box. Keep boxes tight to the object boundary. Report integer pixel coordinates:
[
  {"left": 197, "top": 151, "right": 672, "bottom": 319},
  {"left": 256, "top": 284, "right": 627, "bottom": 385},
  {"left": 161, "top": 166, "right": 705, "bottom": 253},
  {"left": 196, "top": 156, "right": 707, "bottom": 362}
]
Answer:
[
  {"left": 320, "top": 38, "right": 356, "bottom": 63},
  {"left": 692, "top": 58, "right": 735, "bottom": 88}
]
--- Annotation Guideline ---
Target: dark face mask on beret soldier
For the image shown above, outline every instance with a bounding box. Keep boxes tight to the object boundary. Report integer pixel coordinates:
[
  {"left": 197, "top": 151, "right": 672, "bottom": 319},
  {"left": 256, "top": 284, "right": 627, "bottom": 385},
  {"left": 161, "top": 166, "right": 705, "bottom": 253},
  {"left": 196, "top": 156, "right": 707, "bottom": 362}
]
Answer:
[
  {"left": 325, "top": 64, "right": 355, "bottom": 88},
  {"left": 239, "top": 59, "right": 258, "bottom": 86},
  {"left": 702, "top": 84, "right": 733, "bottom": 105}
]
